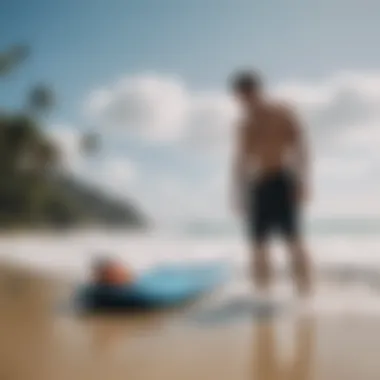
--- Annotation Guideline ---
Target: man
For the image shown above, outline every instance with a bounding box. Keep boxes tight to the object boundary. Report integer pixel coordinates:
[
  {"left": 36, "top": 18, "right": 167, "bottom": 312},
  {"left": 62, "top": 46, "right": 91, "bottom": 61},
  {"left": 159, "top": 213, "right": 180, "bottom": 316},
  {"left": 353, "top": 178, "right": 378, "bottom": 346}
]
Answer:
[{"left": 231, "top": 70, "right": 312, "bottom": 297}]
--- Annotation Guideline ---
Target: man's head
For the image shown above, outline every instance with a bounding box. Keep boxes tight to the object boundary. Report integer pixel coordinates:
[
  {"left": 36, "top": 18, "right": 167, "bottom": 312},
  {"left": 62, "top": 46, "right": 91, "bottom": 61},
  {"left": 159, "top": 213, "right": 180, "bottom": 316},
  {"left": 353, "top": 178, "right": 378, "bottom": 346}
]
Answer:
[{"left": 230, "top": 70, "right": 263, "bottom": 107}]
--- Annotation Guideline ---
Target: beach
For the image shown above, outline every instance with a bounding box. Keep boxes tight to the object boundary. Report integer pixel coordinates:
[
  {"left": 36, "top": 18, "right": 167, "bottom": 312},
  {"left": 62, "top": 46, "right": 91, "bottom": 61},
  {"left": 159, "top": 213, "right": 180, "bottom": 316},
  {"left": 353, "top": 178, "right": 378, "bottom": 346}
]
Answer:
[{"left": 1, "top": 232, "right": 380, "bottom": 379}]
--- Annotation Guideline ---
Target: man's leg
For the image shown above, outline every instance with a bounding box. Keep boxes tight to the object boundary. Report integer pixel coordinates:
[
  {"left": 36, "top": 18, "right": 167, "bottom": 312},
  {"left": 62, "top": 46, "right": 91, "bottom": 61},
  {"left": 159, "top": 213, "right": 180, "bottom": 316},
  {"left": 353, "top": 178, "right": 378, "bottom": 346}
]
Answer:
[
  {"left": 286, "top": 238, "right": 312, "bottom": 296},
  {"left": 278, "top": 172, "right": 313, "bottom": 296},
  {"left": 252, "top": 241, "right": 272, "bottom": 293},
  {"left": 248, "top": 175, "right": 274, "bottom": 294}
]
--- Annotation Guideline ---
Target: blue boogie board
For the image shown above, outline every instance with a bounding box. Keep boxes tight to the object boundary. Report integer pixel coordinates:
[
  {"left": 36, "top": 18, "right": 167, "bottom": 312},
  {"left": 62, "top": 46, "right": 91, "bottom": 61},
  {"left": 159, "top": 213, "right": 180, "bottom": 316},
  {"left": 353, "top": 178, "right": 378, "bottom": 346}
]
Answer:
[{"left": 77, "top": 262, "right": 230, "bottom": 312}]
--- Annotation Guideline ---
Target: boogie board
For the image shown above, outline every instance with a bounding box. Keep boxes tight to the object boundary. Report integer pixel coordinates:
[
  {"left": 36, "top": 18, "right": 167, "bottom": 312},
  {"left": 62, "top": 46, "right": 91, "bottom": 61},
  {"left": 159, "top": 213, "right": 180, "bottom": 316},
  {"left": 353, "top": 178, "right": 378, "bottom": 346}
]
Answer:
[{"left": 77, "top": 262, "right": 230, "bottom": 312}]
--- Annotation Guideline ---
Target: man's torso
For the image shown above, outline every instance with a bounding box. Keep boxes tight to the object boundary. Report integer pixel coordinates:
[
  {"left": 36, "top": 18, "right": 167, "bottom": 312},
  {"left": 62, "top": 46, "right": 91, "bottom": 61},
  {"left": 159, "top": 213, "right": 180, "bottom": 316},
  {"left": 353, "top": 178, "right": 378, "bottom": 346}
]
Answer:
[{"left": 242, "top": 101, "right": 296, "bottom": 176}]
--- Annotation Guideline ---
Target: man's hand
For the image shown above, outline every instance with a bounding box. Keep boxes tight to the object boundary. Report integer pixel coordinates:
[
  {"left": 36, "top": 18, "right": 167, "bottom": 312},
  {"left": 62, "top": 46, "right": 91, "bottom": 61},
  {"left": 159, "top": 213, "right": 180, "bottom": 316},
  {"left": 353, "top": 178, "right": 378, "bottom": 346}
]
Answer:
[
  {"left": 284, "top": 105, "right": 310, "bottom": 205},
  {"left": 231, "top": 120, "right": 250, "bottom": 217}
]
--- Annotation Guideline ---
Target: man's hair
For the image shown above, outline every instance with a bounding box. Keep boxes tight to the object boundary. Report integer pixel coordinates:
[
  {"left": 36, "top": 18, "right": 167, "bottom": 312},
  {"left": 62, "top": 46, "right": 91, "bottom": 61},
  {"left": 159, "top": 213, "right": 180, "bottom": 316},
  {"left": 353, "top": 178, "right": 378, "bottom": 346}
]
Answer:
[{"left": 230, "top": 70, "right": 262, "bottom": 93}]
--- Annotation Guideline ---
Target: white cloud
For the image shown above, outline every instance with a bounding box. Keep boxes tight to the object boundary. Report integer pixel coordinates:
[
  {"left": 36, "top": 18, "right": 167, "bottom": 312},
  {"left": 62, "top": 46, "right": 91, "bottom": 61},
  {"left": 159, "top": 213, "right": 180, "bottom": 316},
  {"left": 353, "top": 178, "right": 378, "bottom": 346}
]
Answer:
[
  {"left": 85, "top": 75, "right": 189, "bottom": 142},
  {"left": 85, "top": 74, "right": 238, "bottom": 149},
  {"left": 82, "top": 71, "right": 380, "bottom": 220},
  {"left": 273, "top": 72, "right": 380, "bottom": 218},
  {"left": 315, "top": 155, "right": 372, "bottom": 180},
  {"left": 339, "top": 123, "right": 380, "bottom": 154},
  {"left": 184, "top": 93, "right": 237, "bottom": 150},
  {"left": 274, "top": 72, "right": 380, "bottom": 148},
  {"left": 85, "top": 71, "right": 380, "bottom": 151}
]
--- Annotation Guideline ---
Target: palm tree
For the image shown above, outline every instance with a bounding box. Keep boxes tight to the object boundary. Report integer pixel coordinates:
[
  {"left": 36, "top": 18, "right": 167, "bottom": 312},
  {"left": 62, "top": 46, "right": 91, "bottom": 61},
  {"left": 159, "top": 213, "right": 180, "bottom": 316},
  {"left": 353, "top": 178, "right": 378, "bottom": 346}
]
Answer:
[
  {"left": 0, "top": 44, "right": 58, "bottom": 175},
  {"left": 0, "top": 114, "right": 57, "bottom": 174},
  {"left": 27, "top": 84, "right": 55, "bottom": 116},
  {"left": 1, "top": 44, "right": 63, "bottom": 226},
  {"left": 0, "top": 44, "right": 30, "bottom": 77},
  {"left": 2, "top": 43, "right": 100, "bottom": 157}
]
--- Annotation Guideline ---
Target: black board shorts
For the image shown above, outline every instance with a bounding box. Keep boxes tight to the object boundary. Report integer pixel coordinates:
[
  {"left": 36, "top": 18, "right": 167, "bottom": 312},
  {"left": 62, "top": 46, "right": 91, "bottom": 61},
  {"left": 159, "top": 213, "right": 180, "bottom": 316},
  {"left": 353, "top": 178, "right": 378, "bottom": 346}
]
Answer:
[{"left": 246, "top": 170, "right": 300, "bottom": 243}]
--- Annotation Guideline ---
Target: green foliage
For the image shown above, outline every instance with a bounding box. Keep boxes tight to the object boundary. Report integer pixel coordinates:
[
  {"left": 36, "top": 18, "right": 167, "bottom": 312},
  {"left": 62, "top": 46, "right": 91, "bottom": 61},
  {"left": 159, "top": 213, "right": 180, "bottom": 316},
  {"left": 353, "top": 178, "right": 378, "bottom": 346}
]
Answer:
[
  {"left": 27, "top": 84, "right": 56, "bottom": 115},
  {"left": 0, "top": 43, "right": 145, "bottom": 230},
  {"left": 0, "top": 44, "right": 30, "bottom": 76},
  {"left": 0, "top": 44, "right": 72, "bottom": 228},
  {"left": 0, "top": 112, "right": 70, "bottom": 228},
  {"left": 0, "top": 114, "right": 51, "bottom": 171},
  {"left": 0, "top": 111, "right": 109, "bottom": 228}
]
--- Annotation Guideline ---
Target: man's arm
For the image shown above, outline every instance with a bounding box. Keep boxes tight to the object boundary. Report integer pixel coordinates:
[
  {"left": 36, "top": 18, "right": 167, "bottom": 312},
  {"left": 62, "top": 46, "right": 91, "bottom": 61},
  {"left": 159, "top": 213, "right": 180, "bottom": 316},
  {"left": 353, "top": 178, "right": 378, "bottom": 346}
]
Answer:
[
  {"left": 231, "top": 122, "right": 250, "bottom": 214},
  {"left": 285, "top": 107, "right": 310, "bottom": 202}
]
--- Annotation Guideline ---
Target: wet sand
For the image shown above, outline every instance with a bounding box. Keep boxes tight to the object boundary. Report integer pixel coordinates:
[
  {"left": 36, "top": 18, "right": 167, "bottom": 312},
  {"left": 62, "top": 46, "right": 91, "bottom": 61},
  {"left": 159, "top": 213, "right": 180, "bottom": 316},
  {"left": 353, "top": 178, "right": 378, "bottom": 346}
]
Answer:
[{"left": 1, "top": 262, "right": 380, "bottom": 380}]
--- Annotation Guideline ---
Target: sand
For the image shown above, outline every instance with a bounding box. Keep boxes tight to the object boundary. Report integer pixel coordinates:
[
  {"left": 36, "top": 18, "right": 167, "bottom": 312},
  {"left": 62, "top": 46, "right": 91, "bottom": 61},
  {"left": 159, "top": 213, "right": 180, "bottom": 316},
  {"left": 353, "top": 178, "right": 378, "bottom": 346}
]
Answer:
[{"left": 1, "top": 262, "right": 380, "bottom": 380}]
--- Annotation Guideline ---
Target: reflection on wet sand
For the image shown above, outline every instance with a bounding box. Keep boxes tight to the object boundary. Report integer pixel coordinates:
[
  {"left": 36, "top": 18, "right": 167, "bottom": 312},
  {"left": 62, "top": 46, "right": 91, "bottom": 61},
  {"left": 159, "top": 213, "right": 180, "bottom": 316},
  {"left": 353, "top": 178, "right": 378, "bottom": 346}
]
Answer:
[
  {"left": 253, "top": 316, "right": 315, "bottom": 380},
  {"left": 4, "top": 263, "right": 380, "bottom": 380}
]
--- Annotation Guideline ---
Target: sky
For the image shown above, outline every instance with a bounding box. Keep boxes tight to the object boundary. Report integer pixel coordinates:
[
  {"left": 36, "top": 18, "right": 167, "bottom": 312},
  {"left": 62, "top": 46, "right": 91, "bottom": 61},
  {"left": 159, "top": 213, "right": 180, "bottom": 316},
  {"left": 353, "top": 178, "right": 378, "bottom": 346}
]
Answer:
[{"left": 1, "top": 0, "right": 380, "bottom": 224}]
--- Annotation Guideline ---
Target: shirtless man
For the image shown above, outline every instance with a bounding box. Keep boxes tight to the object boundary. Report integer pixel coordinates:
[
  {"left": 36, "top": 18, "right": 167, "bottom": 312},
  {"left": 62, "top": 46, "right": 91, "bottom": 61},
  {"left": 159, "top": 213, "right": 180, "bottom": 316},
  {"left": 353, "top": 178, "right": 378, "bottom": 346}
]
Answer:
[{"left": 231, "top": 70, "right": 312, "bottom": 296}]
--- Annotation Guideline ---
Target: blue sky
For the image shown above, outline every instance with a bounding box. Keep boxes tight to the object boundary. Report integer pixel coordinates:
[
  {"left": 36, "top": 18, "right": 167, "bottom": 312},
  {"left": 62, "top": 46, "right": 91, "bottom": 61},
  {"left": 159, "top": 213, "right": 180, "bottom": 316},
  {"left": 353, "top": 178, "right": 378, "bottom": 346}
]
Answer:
[
  {"left": 3, "top": 0, "right": 380, "bottom": 117},
  {"left": 2, "top": 0, "right": 380, "bottom": 222}
]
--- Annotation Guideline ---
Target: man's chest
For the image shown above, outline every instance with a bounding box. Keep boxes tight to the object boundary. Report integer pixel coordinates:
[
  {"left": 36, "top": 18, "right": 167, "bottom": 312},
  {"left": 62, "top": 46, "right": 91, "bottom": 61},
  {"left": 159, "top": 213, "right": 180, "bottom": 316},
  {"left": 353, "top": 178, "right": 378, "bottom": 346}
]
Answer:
[{"left": 248, "top": 115, "right": 288, "bottom": 144}]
